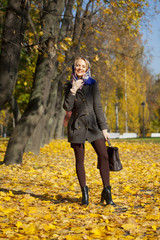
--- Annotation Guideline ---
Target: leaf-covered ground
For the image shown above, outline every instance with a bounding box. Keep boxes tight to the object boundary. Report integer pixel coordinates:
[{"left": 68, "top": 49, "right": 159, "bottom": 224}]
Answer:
[{"left": 0, "top": 139, "right": 159, "bottom": 240}]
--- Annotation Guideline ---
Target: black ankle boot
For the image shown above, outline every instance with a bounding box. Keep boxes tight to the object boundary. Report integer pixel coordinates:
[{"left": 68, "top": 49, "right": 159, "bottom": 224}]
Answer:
[
  {"left": 101, "top": 186, "right": 116, "bottom": 206},
  {"left": 81, "top": 186, "right": 89, "bottom": 206}
]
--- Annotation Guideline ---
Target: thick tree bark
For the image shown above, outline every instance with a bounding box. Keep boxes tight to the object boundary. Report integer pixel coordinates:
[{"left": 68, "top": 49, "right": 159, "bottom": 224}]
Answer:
[
  {"left": 9, "top": 95, "right": 21, "bottom": 127},
  {"left": 3, "top": 0, "right": 65, "bottom": 165},
  {"left": 25, "top": 80, "right": 59, "bottom": 153},
  {"left": 26, "top": 0, "right": 75, "bottom": 150},
  {"left": 39, "top": 81, "right": 59, "bottom": 147},
  {"left": 54, "top": 82, "right": 65, "bottom": 139},
  {"left": 45, "top": 80, "right": 65, "bottom": 141},
  {"left": 54, "top": 107, "right": 65, "bottom": 139},
  {"left": 0, "top": 0, "right": 29, "bottom": 110}
]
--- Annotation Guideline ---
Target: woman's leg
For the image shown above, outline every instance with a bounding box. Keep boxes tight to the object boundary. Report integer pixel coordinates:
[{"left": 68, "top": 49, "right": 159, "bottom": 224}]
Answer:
[
  {"left": 71, "top": 143, "right": 86, "bottom": 187},
  {"left": 91, "top": 139, "right": 116, "bottom": 206},
  {"left": 71, "top": 143, "right": 89, "bottom": 205},
  {"left": 91, "top": 138, "right": 110, "bottom": 186}
]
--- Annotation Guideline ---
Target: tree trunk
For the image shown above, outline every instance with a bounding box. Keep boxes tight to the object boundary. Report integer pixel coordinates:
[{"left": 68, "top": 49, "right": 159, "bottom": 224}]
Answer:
[
  {"left": 26, "top": 0, "right": 75, "bottom": 149},
  {"left": 54, "top": 99, "right": 65, "bottom": 139},
  {"left": 39, "top": 81, "right": 59, "bottom": 147},
  {"left": 0, "top": 0, "right": 29, "bottom": 110},
  {"left": 3, "top": 0, "right": 65, "bottom": 165},
  {"left": 51, "top": 80, "right": 65, "bottom": 139},
  {"left": 9, "top": 95, "right": 21, "bottom": 126},
  {"left": 25, "top": 80, "right": 59, "bottom": 153}
]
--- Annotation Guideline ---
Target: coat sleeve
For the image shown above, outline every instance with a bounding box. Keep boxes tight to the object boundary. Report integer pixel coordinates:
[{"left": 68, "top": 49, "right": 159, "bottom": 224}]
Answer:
[
  {"left": 92, "top": 82, "right": 107, "bottom": 130},
  {"left": 63, "top": 82, "right": 76, "bottom": 112}
]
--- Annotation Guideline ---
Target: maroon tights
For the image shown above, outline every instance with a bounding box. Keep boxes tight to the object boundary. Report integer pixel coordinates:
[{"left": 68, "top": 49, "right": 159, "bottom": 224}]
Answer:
[{"left": 72, "top": 138, "right": 110, "bottom": 187}]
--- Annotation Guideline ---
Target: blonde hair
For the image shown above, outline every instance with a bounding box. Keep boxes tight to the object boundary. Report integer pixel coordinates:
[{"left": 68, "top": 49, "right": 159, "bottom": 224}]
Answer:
[{"left": 74, "top": 57, "right": 89, "bottom": 71}]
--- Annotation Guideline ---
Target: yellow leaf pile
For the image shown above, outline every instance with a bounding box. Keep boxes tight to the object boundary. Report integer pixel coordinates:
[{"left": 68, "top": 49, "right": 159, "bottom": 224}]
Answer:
[{"left": 0, "top": 139, "right": 159, "bottom": 239}]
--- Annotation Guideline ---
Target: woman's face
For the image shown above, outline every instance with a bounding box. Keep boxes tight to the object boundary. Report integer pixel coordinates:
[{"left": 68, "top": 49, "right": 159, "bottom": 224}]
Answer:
[{"left": 75, "top": 59, "right": 87, "bottom": 78}]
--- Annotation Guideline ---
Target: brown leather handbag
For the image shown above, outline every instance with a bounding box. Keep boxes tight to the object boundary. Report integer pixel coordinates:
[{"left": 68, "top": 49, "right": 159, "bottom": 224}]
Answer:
[{"left": 107, "top": 139, "right": 123, "bottom": 171}]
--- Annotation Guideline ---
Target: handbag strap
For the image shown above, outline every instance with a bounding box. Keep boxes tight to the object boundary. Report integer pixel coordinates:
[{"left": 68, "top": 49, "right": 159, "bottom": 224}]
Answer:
[{"left": 107, "top": 138, "right": 112, "bottom": 147}]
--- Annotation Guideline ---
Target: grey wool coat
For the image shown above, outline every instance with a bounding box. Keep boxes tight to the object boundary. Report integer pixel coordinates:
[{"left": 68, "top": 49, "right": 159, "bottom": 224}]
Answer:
[{"left": 63, "top": 81, "right": 107, "bottom": 143}]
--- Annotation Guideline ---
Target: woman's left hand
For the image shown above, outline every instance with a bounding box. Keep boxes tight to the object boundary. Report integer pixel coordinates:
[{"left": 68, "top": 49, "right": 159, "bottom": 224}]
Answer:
[{"left": 102, "top": 129, "right": 109, "bottom": 140}]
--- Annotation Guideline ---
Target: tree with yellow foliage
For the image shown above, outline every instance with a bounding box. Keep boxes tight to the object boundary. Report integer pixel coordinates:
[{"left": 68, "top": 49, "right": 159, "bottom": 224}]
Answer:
[{"left": 1, "top": 0, "right": 152, "bottom": 165}]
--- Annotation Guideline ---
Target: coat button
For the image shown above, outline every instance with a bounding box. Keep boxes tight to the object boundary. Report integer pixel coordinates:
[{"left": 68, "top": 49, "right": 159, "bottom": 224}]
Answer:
[{"left": 78, "top": 126, "right": 81, "bottom": 129}]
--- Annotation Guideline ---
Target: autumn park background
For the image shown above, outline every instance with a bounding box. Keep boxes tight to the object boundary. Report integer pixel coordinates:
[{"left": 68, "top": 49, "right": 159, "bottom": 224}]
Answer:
[{"left": 0, "top": 0, "right": 160, "bottom": 239}]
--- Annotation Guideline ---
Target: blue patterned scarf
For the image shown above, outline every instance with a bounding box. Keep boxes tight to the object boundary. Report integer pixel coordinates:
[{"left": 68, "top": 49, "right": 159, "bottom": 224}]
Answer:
[{"left": 71, "top": 60, "right": 96, "bottom": 86}]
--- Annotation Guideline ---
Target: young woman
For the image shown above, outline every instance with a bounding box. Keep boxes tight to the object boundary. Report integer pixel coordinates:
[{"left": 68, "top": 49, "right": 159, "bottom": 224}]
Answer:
[{"left": 63, "top": 57, "right": 116, "bottom": 206}]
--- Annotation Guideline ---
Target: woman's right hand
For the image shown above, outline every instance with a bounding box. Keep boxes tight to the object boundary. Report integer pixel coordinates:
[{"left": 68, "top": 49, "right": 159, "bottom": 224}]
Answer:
[
  {"left": 102, "top": 129, "right": 110, "bottom": 140},
  {"left": 70, "top": 79, "right": 84, "bottom": 95}
]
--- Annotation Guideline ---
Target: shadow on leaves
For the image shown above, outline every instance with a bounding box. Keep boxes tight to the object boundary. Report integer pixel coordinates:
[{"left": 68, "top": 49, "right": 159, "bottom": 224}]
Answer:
[{"left": 0, "top": 187, "right": 80, "bottom": 204}]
